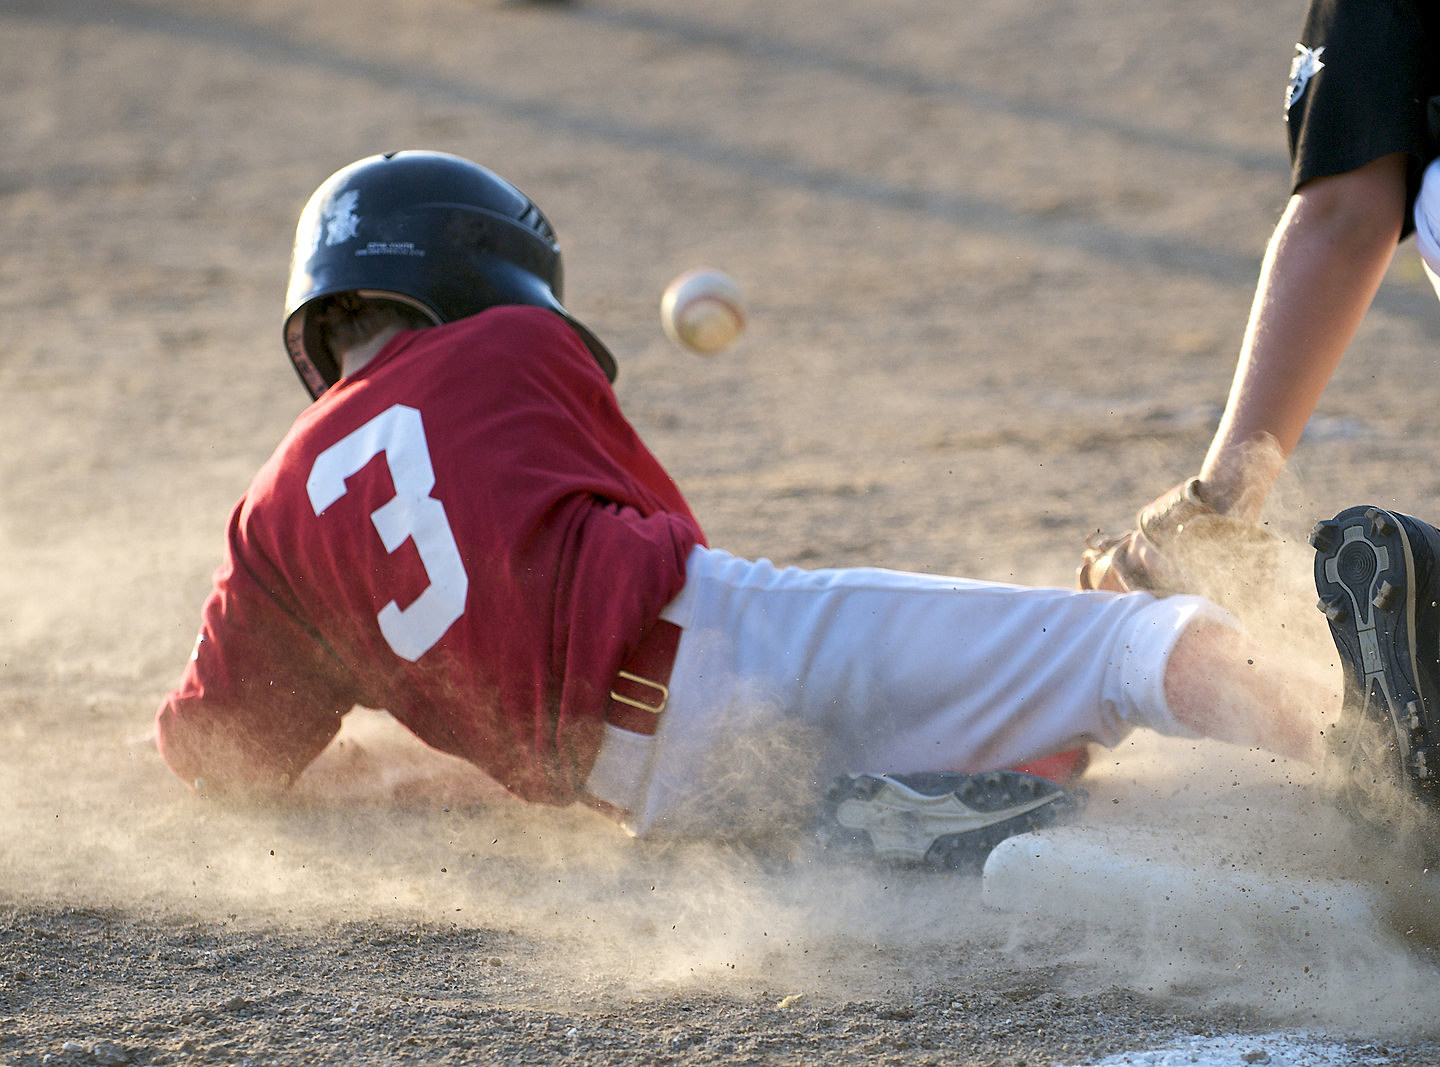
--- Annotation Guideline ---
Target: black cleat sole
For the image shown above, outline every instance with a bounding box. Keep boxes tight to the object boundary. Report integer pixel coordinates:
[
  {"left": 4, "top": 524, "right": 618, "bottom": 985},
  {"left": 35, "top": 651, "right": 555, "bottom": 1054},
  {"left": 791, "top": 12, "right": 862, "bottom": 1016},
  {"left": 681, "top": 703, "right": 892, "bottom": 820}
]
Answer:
[{"left": 1312, "top": 506, "right": 1440, "bottom": 821}]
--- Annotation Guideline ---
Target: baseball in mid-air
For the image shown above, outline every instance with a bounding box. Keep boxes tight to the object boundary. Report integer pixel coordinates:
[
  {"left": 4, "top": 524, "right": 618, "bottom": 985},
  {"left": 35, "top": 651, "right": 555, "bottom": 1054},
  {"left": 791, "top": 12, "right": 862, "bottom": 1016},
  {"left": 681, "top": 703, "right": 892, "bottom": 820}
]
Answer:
[{"left": 660, "top": 268, "right": 745, "bottom": 355}]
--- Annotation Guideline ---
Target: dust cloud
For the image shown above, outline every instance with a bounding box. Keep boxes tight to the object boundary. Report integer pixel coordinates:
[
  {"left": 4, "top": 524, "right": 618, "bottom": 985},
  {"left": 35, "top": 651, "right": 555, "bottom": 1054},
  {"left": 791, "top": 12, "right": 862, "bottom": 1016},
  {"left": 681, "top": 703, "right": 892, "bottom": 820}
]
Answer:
[
  {"left": 0, "top": 461, "right": 1432, "bottom": 1037},
  {"left": 5, "top": 644, "right": 1440, "bottom": 1038},
  {"left": 5, "top": 481, "right": 1440, "bottom": 1036}
]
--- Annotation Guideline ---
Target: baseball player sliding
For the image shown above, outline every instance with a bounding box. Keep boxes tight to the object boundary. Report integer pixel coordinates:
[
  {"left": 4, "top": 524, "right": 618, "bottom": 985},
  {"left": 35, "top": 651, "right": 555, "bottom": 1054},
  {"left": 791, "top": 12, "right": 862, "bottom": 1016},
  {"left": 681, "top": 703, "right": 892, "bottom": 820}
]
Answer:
[{"left": 158, "top": 150, "right": 1426, "bottom": 871}]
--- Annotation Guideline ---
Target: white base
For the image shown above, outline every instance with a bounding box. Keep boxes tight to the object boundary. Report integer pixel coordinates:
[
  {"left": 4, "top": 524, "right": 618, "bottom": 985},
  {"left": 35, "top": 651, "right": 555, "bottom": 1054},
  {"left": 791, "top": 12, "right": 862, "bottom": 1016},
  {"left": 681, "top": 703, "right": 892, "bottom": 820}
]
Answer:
[{"left": 981, "top": 824, "right": 1382, "bottom": 944}]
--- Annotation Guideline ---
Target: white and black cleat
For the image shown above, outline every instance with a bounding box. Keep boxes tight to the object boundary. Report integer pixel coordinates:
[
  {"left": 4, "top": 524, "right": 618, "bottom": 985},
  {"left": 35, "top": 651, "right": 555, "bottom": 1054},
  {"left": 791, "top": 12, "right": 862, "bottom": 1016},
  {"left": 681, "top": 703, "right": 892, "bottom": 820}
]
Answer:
[
  {"left": 1311, "top": 505, "right": 1440, "bottom": 827},
  {"left": 816, "top": 770, "right": 1085, "bottom": 874}
]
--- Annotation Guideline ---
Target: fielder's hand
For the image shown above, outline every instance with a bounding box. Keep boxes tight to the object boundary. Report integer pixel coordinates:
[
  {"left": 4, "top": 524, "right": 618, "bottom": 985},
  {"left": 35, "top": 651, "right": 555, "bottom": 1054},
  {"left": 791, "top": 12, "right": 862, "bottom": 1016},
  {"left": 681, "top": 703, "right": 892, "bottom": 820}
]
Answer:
[{"left": 1078, "top": 478, "right": 1275, "bottom": 606}]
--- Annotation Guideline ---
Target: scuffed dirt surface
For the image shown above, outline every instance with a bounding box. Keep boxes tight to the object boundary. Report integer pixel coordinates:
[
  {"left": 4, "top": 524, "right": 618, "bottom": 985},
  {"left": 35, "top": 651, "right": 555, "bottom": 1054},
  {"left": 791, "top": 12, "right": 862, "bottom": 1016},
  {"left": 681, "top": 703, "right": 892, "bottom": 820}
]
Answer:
[{"left": 7, "top": 0, "right": 1440, "bottom": 1063}]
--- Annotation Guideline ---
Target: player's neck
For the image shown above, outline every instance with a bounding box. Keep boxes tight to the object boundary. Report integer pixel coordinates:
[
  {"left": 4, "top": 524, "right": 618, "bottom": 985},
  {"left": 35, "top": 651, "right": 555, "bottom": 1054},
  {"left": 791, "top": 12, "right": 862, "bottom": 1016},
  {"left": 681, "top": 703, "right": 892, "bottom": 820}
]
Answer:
[{"left": 337, "top": 324, "right": 407, "bottom": 380}]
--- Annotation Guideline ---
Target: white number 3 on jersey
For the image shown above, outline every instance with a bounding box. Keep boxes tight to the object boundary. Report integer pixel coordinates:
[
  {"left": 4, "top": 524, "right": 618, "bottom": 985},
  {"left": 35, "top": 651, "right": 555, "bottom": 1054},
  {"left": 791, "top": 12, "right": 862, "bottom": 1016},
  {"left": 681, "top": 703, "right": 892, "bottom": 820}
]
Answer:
[{"left": 306, "top": 404, "right": 469, "bottom": 662}]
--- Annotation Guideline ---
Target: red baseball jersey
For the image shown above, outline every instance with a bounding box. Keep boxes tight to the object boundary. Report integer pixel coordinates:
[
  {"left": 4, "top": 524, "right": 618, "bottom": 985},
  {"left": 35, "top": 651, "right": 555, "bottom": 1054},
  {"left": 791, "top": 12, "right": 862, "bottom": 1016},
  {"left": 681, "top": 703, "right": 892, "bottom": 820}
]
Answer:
[{"left": 156, "top": 307, "right": 705, "bottom": 805}]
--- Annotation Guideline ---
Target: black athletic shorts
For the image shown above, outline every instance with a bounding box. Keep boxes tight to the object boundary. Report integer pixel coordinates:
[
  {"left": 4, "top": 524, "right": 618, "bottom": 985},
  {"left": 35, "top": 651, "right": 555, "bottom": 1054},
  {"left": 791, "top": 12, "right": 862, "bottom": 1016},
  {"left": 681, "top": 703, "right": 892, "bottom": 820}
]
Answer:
[{"left": 1285, "top": 0, "right": 1440, "bottom": 235}]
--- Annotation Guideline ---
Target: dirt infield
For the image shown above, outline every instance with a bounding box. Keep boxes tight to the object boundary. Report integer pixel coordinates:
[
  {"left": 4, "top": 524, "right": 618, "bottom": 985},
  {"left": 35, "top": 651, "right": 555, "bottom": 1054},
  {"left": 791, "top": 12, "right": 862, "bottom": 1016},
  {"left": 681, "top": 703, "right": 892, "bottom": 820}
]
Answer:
[{"left": 8, "top": 0, "right": 1440, "bottom": 1063}]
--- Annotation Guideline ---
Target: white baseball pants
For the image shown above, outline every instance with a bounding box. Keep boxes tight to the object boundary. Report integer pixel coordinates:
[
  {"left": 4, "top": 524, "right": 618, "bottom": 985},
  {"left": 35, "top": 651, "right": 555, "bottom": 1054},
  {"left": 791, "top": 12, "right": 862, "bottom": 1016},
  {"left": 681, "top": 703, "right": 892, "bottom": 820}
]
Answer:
[{"left": 585, "top": 546, "right": 1223, "bottom": 836}]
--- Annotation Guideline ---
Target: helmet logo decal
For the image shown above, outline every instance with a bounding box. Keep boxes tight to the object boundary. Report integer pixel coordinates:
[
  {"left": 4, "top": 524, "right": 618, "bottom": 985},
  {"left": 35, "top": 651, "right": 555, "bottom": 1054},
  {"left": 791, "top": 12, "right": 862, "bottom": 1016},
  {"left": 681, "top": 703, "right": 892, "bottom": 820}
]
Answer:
[{"left": 322, "top": 190, "right": 361, "bottom": 246}]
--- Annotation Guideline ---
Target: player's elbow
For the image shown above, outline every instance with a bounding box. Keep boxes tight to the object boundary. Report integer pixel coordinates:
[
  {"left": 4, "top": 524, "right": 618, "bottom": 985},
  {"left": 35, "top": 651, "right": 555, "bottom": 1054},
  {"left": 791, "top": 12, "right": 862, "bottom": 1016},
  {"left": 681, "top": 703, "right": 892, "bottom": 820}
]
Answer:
[{"left": 154, "top": 697, "right": 298, "bottom": 803}]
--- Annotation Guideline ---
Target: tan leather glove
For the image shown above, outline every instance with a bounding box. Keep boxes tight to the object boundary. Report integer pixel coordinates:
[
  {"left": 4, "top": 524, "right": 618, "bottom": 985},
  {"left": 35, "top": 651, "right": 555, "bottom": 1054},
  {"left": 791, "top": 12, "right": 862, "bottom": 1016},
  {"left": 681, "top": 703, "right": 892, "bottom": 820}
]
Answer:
[{"left": 1078, "top": 478, "right": 1275, "bottom": 604}]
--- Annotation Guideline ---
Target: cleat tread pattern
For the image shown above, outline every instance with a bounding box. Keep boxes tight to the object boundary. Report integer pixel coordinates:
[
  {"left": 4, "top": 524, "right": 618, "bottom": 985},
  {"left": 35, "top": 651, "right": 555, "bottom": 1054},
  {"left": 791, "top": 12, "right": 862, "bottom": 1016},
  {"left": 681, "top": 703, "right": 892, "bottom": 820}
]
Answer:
[{"left": 1313, "top": 505, "right": 1440, "bottom": 839}]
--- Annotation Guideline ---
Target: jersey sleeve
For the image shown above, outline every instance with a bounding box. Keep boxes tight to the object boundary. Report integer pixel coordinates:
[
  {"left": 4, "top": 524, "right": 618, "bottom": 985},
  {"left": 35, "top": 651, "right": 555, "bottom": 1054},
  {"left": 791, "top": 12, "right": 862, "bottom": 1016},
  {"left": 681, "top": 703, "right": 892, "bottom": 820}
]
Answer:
[{"left": 155, "top": 509, "right": 360, "bottom": 797}]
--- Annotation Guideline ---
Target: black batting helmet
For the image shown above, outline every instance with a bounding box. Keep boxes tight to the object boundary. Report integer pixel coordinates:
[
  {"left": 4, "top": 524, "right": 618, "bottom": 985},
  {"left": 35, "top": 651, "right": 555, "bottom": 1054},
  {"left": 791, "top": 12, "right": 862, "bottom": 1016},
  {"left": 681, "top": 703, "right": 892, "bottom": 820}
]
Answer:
[{"left": 282, "top": 150, "right": 616, "bottom": 398}]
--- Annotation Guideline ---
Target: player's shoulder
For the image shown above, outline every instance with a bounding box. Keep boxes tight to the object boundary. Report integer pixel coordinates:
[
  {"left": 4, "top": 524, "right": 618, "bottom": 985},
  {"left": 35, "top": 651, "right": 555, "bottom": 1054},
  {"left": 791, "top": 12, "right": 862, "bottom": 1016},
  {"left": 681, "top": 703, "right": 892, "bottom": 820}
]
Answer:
[
  {"left": 429, "top": 306, "right": 606, "bottom": 390},
  {"left": 339, "top": 306, "right": 586, "bottom": 384},
  {"left": 446, "top": 304, "right": 587, "bottom": 351},
  {"left": 277, "top": 305, "right": 601, "bottom": 442}
]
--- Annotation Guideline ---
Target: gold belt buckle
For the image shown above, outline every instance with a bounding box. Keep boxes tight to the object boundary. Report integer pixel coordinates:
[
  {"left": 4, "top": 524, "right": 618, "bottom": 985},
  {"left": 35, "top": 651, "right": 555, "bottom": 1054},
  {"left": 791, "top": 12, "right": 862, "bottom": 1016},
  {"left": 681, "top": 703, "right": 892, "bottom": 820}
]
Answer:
[{"left": 610, "top": 670, "right": 669, "bottom": 715}]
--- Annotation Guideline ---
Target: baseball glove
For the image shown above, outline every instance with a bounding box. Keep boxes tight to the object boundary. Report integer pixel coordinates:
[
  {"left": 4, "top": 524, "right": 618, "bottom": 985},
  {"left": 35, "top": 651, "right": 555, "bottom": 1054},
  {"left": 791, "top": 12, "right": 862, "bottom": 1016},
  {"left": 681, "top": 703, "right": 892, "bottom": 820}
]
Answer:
[{"left": 1078, "top": 477, "right": 1276, "bottom": 603}]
